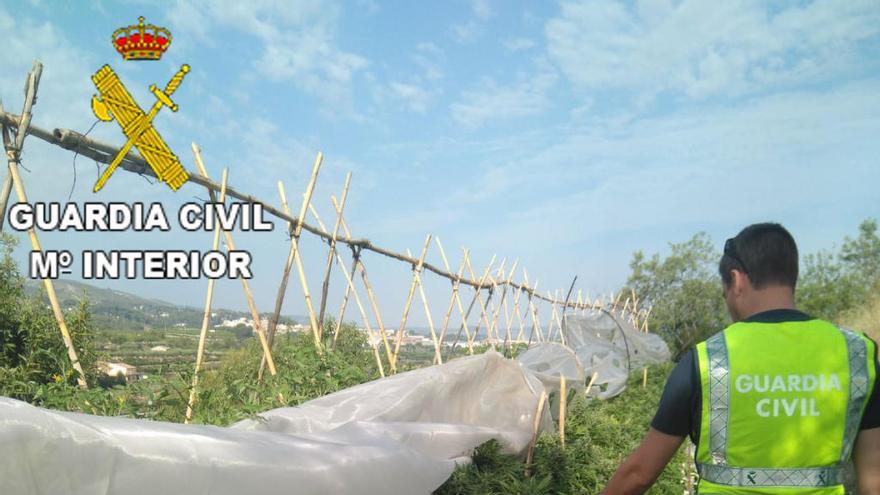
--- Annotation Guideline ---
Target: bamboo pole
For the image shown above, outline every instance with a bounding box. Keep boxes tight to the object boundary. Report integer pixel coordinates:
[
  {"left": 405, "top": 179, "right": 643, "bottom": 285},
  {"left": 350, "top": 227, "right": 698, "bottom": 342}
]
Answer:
[
  {"left": 332, "top": 251, "right": 357, "bottom": 346},
  {"left": 466, "top": 255, "right": 503, "bottom": 348},
  {"left": 0, "top": 61, "right": 41, "bottom": 231},
  {"left": 317, "top": 173, "right": 352, "bottom": 330},
  {"left": 257, "top": 182, "right": 293, "bottom": 380},
  {"left": 185, "top": 168, "right": 228, "bottom": 423},
  {"left": 332, "top": 202, "right": 394, "bottom": 367},
  {"left": 192, "top": 143, "right": 277, "bottom": 376},
  {"left": 548, "top": 290, "right": 563, "bottom": 342},
  {"left": 559, "top": 373, "right": 567, "bottom": 448},
  {"left": 512, "top": 272, "right": 526, "bottom": 342},
  {"left": 304, "top": 200, "right": 385, "bottom": 375},
  {"left": 263, "top": 154, "right": 325, "bottom": 366},
  {"left": 612, "top": 291, "right": 623, "bottom": 312},
  {"left": 488, "top": 259, "right": 517, "bottom": 351},
  {"left": 288, "top": 154, "right": 324, "bottom": 348},
  {"left": 434, "top": 238, "right": 470, "bottom": 354},
  {"left": 407, "top": 248, "right": 442, "bottom": 365},
  {"left": 525, "top": 391, "right": 547, "bottom": 477},
  {"left": 445, "top": 252, "right": 496, "bottom": 360},
  {"left": 5, "top": 162, "right": 88, "bottom": 387},
  {"left": 392, "top": 234, "right": 431, "bottom": 369},
  {"left": 503, "top": 292, "right": 513, "bottom": 346},
  {"left": 585, "top": 371, "right": 599, "bottom": 397},
  {"left": 332, "top": 244, "right": 385, "bottom": 377},
  {"left": 304, "top": 205, "right": 344, "bottom": 340},
  {"left": 523, "top": 269, "right": 543, "bottom": 345},
  {"left": 486, "top": 259, "right": 507, "bottom": 346},
  {"left": 2, "top": 62, "right": 87, "bottom": 388}
]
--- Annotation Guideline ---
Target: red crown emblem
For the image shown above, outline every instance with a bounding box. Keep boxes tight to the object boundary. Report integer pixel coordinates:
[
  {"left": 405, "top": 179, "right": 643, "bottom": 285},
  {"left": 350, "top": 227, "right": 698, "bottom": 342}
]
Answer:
[{"left": 112, "top": 16, "right": 171, "bottom": 61}]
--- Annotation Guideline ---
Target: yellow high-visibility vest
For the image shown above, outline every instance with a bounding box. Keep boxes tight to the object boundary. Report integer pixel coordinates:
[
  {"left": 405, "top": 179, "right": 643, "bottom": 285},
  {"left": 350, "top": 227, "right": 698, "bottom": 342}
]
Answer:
[{"left": 695, "top": 318, "right": 876, "bottom": 494}]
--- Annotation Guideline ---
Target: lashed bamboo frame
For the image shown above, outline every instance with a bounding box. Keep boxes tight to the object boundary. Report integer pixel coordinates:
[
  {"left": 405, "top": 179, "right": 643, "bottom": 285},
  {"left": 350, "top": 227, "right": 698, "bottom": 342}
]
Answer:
[
  {"left": 1, "top": 104, "right": 598, "bottom": 314},
  {"left": 0, "top": 62, "right": 670, "bottom": 423}
]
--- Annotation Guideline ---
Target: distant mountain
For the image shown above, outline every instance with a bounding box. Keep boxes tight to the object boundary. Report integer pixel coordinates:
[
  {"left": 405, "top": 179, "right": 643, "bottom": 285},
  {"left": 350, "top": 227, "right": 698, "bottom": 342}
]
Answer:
[{"left": 25, "top": 279, "right": 307, "bottom": 332}]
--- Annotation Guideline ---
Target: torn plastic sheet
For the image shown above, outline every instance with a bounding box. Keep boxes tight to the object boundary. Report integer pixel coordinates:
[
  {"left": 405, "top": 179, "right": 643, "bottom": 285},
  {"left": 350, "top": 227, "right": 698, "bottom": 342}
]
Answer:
[{"left": 0, "top": 351, "right": 549, "bottom": 495}]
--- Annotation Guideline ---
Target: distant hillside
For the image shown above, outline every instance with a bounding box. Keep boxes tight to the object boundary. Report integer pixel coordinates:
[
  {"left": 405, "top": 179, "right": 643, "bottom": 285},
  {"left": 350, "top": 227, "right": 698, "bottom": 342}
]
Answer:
[{"left": 25, "top": 279, "right": 305, "bottom": 332}]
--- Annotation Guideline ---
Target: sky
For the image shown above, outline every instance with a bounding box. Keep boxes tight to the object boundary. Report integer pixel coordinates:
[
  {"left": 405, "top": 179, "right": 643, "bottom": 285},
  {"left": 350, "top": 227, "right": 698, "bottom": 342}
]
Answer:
[{"left": 1, "top": 0, "right": 879, "bottom": 328}]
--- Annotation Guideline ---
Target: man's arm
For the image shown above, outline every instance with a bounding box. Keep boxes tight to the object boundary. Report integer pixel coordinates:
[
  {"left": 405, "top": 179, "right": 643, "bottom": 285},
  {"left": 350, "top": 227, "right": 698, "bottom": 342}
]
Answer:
[
  {"left": 855, "top": 427, "right": 880, "bottom": 495},
  {"left": 601, "top": 428, "right": 685, "bottom": 495}
]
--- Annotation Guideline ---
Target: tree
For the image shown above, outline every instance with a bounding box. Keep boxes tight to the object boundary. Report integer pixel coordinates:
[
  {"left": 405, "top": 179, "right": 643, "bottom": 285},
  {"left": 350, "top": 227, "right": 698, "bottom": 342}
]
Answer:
[
  {"left": 624, "top": 233, "right": 728, "bottom": 359},
  {"left": 798, "top": 219, "right": 880, "bottom": 320}
]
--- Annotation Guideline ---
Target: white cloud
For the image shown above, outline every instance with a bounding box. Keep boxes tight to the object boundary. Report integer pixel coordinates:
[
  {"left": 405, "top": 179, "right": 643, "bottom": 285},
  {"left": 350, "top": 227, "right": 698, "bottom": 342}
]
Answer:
[
  {"left": 454, "top": 79, "right": 880, "bottom": 243},
  {"left": 545, "top": 0, "right": 880, "bottom": 100},
  {"left": 168, "top": 0, "right": 368, "bottom": 106},
  {"left": 472, "top": 0, "right": 492, "bottom": 20},
  {"left": 451, "top": 21, "right": 482, "bottom": 44},
  {"left": 413, "top": 42, "right": 444, "bottom": 81},
  {"left": 503, "top": 38, "right": 536, "bottom": 52},
  {"left": 450, "top": 72, "right": 557, "bottom": 128},
  {"left": 388, "top": 82, "right": 432, "bottom": 113}
]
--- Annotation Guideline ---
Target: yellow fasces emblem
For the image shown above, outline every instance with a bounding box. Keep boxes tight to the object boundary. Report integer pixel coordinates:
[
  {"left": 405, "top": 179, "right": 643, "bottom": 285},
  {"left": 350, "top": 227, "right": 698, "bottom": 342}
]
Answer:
[{"left": 90, "top": 64, "right": 190, "bottom": 192}]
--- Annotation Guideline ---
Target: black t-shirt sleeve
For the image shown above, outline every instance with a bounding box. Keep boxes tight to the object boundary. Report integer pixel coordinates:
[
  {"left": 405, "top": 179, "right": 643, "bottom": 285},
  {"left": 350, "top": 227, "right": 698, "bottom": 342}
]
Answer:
[
  {"left": 859, "top": 337, "right": 880, "bottom": 430},
  {"left": 651, "top": 349, "right": 698, "bottom": 437}
]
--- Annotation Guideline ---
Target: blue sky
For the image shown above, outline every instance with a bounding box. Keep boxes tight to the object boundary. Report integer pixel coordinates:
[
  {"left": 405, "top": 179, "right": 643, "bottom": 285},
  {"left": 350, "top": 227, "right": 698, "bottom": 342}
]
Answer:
[{"left": 1, "top": 0, "right": 879, "bottom": 327}]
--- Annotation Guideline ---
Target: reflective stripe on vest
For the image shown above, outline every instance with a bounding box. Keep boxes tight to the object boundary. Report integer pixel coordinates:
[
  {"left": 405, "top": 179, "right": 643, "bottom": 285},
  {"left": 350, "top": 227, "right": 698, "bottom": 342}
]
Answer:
[{"left": 698, "top": 326, "right": 870, "bottom": 488}]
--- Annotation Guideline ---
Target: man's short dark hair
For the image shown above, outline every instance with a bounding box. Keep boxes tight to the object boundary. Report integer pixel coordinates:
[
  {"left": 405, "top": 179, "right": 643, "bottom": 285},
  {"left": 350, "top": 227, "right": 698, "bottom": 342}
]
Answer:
[{"left": 719, "top": 222, "right": 799, "bottom": 290}]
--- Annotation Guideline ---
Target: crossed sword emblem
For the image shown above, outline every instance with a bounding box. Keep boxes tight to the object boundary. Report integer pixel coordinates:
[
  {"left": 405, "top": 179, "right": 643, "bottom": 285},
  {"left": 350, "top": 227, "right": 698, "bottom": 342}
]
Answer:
[{"left": 90, "top": 64, "right": 190, "bottom": 192}]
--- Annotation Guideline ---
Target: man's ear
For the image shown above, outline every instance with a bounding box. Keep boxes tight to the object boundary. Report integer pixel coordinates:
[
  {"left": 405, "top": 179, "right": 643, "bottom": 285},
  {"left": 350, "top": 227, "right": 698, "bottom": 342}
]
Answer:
[{"left": 730, "top": 269, "right": 748, "bottom": 296}]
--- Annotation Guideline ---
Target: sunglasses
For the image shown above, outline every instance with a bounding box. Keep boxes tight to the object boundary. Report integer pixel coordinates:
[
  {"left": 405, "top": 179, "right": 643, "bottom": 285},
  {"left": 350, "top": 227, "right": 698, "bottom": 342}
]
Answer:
[{"left": 724, "top": 238, "right": 749, "bottom": 275}]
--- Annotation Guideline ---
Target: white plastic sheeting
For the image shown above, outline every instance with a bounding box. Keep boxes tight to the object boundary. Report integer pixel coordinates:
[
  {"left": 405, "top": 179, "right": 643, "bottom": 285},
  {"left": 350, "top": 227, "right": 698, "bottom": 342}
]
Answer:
[
  {"left": 0, "top": 351, "right": 548, "bottom": 495},
  {"left": 516, "top": 342, "right": 585, "bottom": 396},
  {"left": 562, "top": 311, "right": 670, "bottom": 399}
]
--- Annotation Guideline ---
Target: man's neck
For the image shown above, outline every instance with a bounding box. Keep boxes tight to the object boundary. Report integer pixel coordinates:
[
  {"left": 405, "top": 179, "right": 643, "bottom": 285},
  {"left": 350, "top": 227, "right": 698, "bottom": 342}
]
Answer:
[{"left": 741, "top": 285, "right": 796, "bottom": 320}]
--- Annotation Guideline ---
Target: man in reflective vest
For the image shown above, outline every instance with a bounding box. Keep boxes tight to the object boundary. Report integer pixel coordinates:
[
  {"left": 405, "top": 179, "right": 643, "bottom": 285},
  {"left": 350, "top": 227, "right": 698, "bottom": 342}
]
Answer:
[{"left": 603, "top": 223, "right": 880, "bottom": 494}]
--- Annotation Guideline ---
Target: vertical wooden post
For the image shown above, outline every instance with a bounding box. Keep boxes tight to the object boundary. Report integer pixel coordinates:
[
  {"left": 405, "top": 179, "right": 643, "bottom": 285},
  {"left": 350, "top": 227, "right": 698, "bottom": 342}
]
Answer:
[
  {"left": 332, "top": 244, "right": 385, "bottom": 377},
  {"left": 392, "top": 235, "right": 431, "bottom": 369},
  {"left": 286, "top": 154, "right": 324, "bottom": 348},
  {"left": 488, "top": 259, "right": 517, "bottom": 351},
  {"left": 465, "top": 255, "right": 502, "bottom": 348},
  {"left": 332, "top": 253, "right": 357, "bottom": 345},
  {"left": 192, "top": 143, "right": 277, "bottom": 376},
  {"left": 485, "top": 259, "right": 507, "bottom": 346},
  {"left": 332, "top": 198, "right": 394, "bottom": 367},
  {"left": 2, "top": 62, "right": 86, "bottom": 388},
  {"left": 0, "top": 61, "right": 41, "bottom": 231},
  {"left": 186, "top": 168, "right": 228, "bottom": 423},
  {"left": 317, "top": 173, "right": 352, "bottom": 330},
  {"left": 525, "top": 391, "right": 547, "bottom": 477},
  {"left": 522, "top": 270, "right": 543, "bottom": 345},
  {"left": 585, "top": 371, "right": 599, "bottom": 397},
  {"left": 434, "top": 238, "right": 470, "bottom": 354},
  {"left": 407, "top": 247, "right": 442, "bottom": 365},
  {"left": 512, "top": 272, "right": 527, "bottom": 342},
  {"left": 447, "top": 251, "right": 495, "bottom": 357},
  {"left": 559, "top": 373, "right": 567, "bottom": 448},
  {"left": 308, "top": 201, "right": 385, "bottom": 374}
]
